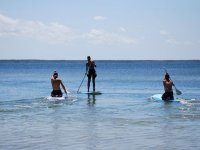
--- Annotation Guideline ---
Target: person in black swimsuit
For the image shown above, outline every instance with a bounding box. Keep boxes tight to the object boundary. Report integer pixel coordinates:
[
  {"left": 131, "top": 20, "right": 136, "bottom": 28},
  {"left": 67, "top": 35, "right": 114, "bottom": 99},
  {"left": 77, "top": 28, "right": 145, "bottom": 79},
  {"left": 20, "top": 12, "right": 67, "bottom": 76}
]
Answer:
[{"left": 86, "top": 56, "right": 97, "bottom": 92}]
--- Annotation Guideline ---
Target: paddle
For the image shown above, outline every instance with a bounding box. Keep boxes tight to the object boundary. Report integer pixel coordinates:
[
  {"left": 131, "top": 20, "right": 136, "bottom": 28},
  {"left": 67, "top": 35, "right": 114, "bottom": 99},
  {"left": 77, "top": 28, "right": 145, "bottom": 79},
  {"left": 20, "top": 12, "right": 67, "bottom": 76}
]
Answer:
[
  {"left": 63, "top": 92, "right": 68, "bottom": 98},
  {"left": 163, "top": 68, "right": 182, "bottom": 95},
  {"left": 65, "top": 89, "right": 71, "bottom": 97},
  {"left": 174, "top": 85, "right": 182, "bottom": 95},
  {"left": 77, "top": 73, "right": 87, "bottom": 93}
]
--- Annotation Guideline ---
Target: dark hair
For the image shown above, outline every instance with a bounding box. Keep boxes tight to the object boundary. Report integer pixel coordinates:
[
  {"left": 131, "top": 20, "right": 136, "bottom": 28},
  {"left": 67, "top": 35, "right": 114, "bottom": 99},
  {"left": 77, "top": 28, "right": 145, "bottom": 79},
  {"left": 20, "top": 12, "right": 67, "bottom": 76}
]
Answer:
[
  {"left": 165, "top": 73, "right": 170, "bottom": 79},
  {"left": 53, "top": 71, "right": 58, "bottom": 76}
]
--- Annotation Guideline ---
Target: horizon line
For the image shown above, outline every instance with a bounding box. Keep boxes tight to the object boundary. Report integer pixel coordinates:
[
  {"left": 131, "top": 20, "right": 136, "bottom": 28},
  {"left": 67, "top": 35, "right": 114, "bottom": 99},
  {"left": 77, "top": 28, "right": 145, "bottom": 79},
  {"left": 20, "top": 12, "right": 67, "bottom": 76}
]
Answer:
[{"left": 0, "top": 59, "right": 199, "bottom": 61}]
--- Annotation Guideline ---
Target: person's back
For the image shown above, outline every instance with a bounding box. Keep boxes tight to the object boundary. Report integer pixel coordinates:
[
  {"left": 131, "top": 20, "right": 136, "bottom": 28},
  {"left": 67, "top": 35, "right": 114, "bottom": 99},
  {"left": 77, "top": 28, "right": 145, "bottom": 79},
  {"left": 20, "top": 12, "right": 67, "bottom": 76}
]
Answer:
[
  {"left": 51, "top": 78, "right": 61, "bottom": 90},
  {"left": 162, "top": 73, "right": 174, "bottom": 100},
  {"left": 51, "top": 71, "right": 67, "bottom": 97},
  {"left": 163, "top": 79, "right": 173, "bottom": 92},
  {"left": 87, "top": 60, "right": 96, "bottom": 70}
]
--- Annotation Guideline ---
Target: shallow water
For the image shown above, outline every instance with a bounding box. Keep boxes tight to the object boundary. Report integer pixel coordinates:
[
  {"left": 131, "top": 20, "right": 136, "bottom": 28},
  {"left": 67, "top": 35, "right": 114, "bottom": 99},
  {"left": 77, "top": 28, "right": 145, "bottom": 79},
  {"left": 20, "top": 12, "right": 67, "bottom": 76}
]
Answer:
[{"left": 0, "top": 60, "right": 200, "bottom": 150}]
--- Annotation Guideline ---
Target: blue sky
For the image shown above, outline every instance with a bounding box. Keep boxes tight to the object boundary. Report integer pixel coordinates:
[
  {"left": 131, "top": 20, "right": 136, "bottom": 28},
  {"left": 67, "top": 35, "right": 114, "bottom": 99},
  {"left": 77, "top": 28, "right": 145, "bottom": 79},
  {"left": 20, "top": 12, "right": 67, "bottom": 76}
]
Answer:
[{"left": 0, "top": 0, "right": 200, "bottom": 60}]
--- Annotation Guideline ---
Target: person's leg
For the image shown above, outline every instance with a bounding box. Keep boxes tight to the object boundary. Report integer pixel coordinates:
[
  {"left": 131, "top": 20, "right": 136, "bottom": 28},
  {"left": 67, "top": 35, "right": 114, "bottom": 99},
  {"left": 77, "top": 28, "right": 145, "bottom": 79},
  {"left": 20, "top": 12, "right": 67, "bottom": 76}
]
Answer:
[
  {"left": 92, "top": 75, "right": 95, "bottom": 92},
  {"left": 162, "top": 92, "right": 167, "bottom": 100},
  {"left": 87, "top": 75, "right": 91, "bottom": 92},
  {"left": 170, "top": 92, "right": 174, "bottom": 100},
  {"left": 162, "top": 92, "right": 173, "bottom": 100},
  {"left": 51, "top": 90, "right": 62, "bottom": 97},
  {"left": 58, "top": 90, "right": 63, "bottom": 97},
  {"left": 51, "top": 90, "right": 55, "bottom": 97}
]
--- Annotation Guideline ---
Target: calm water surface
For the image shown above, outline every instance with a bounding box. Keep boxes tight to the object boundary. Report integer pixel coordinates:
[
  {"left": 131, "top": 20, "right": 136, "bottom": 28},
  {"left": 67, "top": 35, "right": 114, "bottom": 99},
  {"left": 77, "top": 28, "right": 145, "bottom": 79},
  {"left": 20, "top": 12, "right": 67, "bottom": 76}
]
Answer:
[{"left": 0, "top": 60, "right": 200, "bottom": 150}]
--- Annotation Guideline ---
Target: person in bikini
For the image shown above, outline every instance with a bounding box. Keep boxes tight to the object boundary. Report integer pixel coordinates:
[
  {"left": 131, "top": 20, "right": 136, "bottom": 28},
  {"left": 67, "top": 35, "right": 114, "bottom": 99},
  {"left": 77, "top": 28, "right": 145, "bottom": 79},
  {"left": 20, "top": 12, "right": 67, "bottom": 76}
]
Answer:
[
  {"left": 86, "top": 56, "right": 97, "bottom": 92},
  {"left": 162, "top": 73, "right": 174, "bottom": 100},
  {"left": 51, "top": 71, "right": 67, "bottom": 97}
]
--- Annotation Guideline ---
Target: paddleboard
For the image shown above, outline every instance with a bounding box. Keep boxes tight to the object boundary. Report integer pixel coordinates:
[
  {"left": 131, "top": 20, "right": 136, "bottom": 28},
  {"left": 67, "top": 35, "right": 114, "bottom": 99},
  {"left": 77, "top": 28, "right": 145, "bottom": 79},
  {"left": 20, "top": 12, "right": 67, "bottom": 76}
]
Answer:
[
  {"left": 151, "top": 94, "right": 190, "bottom": 104},
  {"left": 46, "top": 96, "right": 67, "bottom": 102},
  {"left": 151, "top": 94, "right": 175, "bottom": 101},
  {"left": 79, "top": 91, "right": 102, "bottom": 95}
]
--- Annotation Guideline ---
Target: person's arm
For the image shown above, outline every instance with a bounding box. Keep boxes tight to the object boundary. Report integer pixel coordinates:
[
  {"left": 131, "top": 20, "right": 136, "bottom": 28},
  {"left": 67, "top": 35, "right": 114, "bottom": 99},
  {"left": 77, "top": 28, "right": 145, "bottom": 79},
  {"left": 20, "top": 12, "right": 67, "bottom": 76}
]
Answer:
[
  {"left": 51, "top": 78, "right": 54, "bottom": 89},
  {"left": 163, "top": 80, "right": 166, "bottom": 91},
  {"left": 93, "top": 61, "right": 96, "bottom": 68},
  {"left": 172, "top": 80, "right": 175, "bottom": 86},
  {"left": 86, "top": 63, "right": 89, "bottom": 74}
]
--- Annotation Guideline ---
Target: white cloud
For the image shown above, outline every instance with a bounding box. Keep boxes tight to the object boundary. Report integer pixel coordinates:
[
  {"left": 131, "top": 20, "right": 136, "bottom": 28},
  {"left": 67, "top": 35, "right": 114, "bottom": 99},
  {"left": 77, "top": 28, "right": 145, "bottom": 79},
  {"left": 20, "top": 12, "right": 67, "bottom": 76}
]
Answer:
[
  {"left": 159, "top": 30, "right": 178, "bottom": 45},
  {"left": 86, "top": 29, "right": 136, "bottom": 44},
  {"left": 0, "top": 14, "right": 136, "bottom": 45},
  {"left": 93, "top": 16, "right": 107, "bottom": 21},
  {"left": 119, "top": 27, "right": 126, "bottom": 32},
  {"left": 166, "top": 39, "right": 179, "bottom": 44},
  {"left": 159, "top": 30, "right": 169, "bottom": 35},
  {"left": 0, "top": 14, "right": 19, "bottom": 36},
  {"left": 0, "top": 14, "right": 74, "bottom": 43}
]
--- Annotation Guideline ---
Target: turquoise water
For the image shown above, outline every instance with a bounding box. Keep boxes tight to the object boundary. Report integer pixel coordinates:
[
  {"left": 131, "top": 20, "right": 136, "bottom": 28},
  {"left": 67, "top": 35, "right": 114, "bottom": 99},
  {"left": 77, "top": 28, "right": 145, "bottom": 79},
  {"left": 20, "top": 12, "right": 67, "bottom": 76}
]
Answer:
[{"left": 0, "top": 60, "right": 200, "bottom": 150}]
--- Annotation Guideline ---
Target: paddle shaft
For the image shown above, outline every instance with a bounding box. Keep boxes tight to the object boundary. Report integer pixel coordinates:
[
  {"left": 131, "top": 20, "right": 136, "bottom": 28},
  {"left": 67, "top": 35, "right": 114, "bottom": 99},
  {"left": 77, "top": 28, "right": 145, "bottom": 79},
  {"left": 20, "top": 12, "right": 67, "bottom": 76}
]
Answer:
[{"left": 77, "top": 74, "right": 86, "bottom": 93}]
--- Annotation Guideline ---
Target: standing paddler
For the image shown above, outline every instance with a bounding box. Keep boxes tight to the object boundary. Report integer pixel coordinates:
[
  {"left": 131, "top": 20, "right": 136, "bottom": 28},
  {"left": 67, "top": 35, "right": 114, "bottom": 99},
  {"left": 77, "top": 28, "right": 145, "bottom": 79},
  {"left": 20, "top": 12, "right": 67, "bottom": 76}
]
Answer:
[{"left": 86, "top": 56, "right": 97, "bottom": 92}]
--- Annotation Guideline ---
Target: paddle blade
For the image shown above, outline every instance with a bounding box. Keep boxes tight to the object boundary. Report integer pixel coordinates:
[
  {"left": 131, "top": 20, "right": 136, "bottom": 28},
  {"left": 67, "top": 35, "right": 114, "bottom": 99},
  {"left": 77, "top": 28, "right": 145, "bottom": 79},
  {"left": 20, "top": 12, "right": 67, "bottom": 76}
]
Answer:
[{"left": 175, "top": 88, "right": 182, "bottom": 95}]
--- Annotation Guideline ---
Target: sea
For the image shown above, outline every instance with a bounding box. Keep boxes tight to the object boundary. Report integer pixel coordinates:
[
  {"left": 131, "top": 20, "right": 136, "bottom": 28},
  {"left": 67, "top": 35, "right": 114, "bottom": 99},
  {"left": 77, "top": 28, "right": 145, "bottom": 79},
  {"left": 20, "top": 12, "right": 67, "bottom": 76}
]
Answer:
[{"left": 0, "top": 60, "right": 200, "bottom": 150}]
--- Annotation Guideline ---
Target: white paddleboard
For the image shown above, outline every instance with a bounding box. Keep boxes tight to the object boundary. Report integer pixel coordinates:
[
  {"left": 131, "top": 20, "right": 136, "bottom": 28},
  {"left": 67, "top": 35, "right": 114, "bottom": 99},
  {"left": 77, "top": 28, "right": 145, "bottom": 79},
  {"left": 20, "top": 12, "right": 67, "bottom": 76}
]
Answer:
[
  {"left": 151, "top": 94, "right": 175, "bottom": 101},
  {"left": 46, "top": 96, "right": 67, "bottom": 102},
  {"left": 151, "top": 94, "right": 189, "bottom": 104}
]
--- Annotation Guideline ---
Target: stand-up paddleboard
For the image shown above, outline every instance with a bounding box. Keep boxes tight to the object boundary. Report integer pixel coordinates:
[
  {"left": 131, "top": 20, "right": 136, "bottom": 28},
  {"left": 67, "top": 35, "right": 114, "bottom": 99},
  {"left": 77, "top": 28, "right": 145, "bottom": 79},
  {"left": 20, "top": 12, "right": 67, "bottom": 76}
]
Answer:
[
  {"left": 151, "top": 94, "right": 175, "bottom": 101},
  {"left": 151, "top": 94, "right": 163, "bottom": 101},
  {"left": 151, "top": 94, "right": 188, "bottom": 104},
  {"left": 78, "top": 91, "right": 102, "bottom": 95},
  {"left": 45, "top": 96, "right": 67, "bottom": 102}
]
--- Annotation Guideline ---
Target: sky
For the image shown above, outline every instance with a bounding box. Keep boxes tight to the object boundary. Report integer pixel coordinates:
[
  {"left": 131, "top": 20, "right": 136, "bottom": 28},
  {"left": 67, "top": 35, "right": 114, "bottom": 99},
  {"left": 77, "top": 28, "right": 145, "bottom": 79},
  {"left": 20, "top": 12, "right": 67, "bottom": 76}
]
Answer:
[{"left": 0, "top": 0, "right": 200, "bottom": 60}]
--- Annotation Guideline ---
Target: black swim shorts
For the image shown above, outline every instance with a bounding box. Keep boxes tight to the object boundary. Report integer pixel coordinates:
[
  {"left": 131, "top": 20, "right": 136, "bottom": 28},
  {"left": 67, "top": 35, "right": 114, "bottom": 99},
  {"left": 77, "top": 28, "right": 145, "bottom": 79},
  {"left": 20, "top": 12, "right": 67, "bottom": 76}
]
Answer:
[{"left": 51, "top": 90, "right": 63, "bottom": 97}]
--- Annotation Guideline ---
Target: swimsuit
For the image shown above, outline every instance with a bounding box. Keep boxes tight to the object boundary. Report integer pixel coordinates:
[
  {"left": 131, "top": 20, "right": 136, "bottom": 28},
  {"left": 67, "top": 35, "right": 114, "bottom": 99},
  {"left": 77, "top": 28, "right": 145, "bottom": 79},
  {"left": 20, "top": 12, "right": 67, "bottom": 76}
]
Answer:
[
  {"left": 51, "top": 90, "right": 62, "bottom": 97},
  {"left": 88, "top": 69, "right": 97, "bottom": 78},
  {"left": 162, "top": 91, "right": 174, "bottom": 100}
]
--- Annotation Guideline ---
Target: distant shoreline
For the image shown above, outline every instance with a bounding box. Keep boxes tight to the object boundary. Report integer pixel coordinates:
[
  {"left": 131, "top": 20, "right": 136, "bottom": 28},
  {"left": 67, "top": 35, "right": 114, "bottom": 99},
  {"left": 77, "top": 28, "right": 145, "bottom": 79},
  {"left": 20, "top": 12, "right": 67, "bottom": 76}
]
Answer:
[{"left": 0, "top": 59, "right": 199, "bottom": 61}]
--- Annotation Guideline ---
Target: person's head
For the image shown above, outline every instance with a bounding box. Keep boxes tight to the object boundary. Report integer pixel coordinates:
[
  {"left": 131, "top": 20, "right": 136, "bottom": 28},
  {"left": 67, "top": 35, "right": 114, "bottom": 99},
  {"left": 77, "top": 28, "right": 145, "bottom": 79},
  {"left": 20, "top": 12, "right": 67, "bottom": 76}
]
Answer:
[
  {"left": 87, "top": 56, "right": 91, "bottom": 61},
  {"left": 53, "top": 71, "right": 58, "bottom": 79},
  {"left": 165, "top": 73, "right": 170, "bottom": 80}
]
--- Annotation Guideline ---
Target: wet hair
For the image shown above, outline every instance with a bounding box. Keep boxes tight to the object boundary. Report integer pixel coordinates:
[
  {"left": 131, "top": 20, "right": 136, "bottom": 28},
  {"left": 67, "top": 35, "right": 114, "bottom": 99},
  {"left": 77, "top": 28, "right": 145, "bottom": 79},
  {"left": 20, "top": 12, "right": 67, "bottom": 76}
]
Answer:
[
  {"left": 165, "top": 73, "right": 170, "bottom": 79},
  {"left": 53, "top": 71, "right": 58, "bottom": 79},
  {"left": 53, "top": 71, "right": 58, "bottom": 76},
  {"left": 87, "top": 56, "right": 91, "bottom": 60}
]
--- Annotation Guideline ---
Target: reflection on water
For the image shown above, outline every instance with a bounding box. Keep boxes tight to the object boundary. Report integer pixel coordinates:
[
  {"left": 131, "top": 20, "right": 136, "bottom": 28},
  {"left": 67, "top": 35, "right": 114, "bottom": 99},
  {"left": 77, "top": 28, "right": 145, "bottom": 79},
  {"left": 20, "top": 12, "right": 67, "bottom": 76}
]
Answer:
[{"left": 87, "top": 94, "right": 96, "bottom": 105}]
